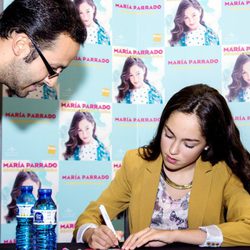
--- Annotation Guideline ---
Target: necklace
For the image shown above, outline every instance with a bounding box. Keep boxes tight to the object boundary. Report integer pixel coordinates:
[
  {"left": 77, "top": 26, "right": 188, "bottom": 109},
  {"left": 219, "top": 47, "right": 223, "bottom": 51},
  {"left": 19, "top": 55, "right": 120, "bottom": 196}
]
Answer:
[{"left": 161, "top": 166, "right": 192, "bottom": 190}]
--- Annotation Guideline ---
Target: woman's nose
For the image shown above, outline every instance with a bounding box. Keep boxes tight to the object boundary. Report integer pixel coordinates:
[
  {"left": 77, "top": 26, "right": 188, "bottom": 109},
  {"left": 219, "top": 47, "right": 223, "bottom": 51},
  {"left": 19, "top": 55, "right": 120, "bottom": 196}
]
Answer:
[{"left": 169, "top": 141, "right": 179, "bottom": 155}]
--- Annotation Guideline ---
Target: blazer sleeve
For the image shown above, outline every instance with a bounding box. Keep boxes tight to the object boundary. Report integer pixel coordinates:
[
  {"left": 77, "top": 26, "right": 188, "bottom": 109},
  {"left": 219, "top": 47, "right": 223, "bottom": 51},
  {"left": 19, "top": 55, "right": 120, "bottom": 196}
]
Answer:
[
  {"left": 218, "top": 173, "right": 250, "bottom": 246},
  {"left": 73, "top": 150, "right": 136, "bottom": 237}
]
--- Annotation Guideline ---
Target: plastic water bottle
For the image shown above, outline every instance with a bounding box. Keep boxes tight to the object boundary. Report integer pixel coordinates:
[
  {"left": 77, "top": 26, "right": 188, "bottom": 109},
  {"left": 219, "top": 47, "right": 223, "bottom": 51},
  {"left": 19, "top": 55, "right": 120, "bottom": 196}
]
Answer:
[
  {"left": 16, "top": 185, "right": 36, "bottom": 250},
  {"left": 33, "top": 188, "right": 57, "bottom": 250}
]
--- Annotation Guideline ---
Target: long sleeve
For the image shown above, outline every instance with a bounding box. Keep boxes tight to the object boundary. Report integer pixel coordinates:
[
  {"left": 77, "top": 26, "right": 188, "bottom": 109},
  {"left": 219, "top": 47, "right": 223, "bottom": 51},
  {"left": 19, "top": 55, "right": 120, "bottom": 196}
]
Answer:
[
  {"left": 188, "top": 159, "right": 250, "bottom": 247},
  {"left": 73, "top": 150, "right": 134, "bottom": 238},
  {"left": 217, "top": 172, "right": 250, "bottom": 246}
]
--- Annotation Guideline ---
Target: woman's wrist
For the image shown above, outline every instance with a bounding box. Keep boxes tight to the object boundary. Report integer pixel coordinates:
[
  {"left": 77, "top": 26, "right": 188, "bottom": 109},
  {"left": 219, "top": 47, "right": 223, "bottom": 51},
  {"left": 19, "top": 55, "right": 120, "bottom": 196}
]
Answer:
[
  {"left": 169, "top": 229, "right": 207, "bottom": 245},
  {"left": 169, "top": 230, "right": 180, "bottom": 243}
]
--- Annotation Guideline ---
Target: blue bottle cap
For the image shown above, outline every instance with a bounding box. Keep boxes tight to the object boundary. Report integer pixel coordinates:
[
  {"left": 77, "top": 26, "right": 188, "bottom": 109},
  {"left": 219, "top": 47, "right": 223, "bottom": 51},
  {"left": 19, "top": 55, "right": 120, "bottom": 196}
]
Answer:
[
  {"left": 20, "top": 185, "right": 33, "bottom": 192},
  {"left": 38, "top": 188, "right": 52, "bottom": 195}
]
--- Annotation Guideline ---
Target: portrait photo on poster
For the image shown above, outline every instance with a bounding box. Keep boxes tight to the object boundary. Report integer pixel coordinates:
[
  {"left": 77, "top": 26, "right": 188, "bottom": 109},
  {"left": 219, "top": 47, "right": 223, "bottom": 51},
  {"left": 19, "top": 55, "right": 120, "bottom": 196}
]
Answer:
[
  {"left": 224, "top": 53, "right": 250, "bottom": 103},
  {"left": 74, "top": 0, "right": 111, "bottom": 46},
  {"left": 165, "top": 0, "right": 221, "bottom": 47},
  {"left": 1, "top": 166, "right": 58, "bottom": 243},
  {"left": 60, "top": 109, "right": 111, "bottom": 161},
  {"left": 112, "top": 53, "right": 164, "bottom": 104},
  {"left": 4, "top": 170, "right": 41, "bottom": 224}
]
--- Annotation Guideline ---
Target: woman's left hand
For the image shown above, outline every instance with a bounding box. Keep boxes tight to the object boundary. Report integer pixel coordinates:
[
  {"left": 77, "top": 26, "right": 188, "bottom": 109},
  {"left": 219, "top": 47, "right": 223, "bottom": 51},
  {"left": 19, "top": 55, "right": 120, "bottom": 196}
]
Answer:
[{"left": 121, "top": 227, "right": 175, "bottom": 250}]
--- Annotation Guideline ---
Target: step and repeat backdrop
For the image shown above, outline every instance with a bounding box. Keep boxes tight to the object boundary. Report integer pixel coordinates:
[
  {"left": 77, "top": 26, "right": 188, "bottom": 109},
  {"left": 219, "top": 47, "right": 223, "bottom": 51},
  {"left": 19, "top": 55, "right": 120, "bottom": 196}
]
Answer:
[{"left": 1, "top": 0, "right": 250, "bottom": 244}]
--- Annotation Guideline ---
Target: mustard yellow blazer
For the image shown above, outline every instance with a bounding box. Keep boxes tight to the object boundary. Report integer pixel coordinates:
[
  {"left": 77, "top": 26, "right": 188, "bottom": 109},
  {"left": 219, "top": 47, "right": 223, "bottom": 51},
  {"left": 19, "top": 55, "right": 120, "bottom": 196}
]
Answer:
[{"left": 74, "top": 149, "right": 250, "bottom": 246}]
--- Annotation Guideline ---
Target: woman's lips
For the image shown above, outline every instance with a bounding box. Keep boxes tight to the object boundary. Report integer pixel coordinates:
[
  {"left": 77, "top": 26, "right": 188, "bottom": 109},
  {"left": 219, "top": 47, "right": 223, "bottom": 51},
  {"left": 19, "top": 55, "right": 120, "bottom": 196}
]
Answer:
[{"left": 166, "top": 155, "right": 177, "bottom": 164}]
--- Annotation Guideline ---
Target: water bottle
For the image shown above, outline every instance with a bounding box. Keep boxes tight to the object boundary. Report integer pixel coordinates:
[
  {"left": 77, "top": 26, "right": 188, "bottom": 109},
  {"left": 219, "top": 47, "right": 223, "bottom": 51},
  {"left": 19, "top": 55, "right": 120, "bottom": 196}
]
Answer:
[
  {"left": 33, "top": 188, "right": 57, "bottom": 250},
  {"left": 16, "top": 185, "right": 36, "bottom": 250}
]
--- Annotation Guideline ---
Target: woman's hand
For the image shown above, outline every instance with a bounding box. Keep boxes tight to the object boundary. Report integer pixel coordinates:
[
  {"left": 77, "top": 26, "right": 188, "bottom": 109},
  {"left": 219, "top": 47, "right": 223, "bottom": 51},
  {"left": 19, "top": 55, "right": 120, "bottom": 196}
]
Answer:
[
  {"left": 84, "top": 225, "right": 123, "bottom": 249},
  {"left": 122, "top": 227, "right": 175, "bottom": 250},
  {"left": 121, "top": 227, "right": 207, "bottom": 249}
]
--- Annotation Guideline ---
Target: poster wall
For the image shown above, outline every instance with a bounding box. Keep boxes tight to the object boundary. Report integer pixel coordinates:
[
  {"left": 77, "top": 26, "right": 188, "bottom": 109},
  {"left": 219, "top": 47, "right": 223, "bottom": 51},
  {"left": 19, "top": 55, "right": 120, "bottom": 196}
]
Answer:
[{"left": 1, "top": 0, "right": 250, "bottom": 243}]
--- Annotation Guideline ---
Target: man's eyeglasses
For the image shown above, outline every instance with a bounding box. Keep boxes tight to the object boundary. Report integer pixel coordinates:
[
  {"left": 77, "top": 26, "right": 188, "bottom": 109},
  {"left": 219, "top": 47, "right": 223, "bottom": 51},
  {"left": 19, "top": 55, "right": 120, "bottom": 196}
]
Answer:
[{"left": 30, "top": 40, "right": 59, "bottom": 79}]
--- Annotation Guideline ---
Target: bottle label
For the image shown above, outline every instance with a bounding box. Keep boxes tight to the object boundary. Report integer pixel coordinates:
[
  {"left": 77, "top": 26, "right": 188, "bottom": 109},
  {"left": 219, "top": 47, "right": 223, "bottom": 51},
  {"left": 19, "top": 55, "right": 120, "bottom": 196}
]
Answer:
[
  {"left": 16, "top": 204, "right": 34, "bottom": 218},
  {"left": 33, "top": 209, "right": 57, "bottom": 225}
]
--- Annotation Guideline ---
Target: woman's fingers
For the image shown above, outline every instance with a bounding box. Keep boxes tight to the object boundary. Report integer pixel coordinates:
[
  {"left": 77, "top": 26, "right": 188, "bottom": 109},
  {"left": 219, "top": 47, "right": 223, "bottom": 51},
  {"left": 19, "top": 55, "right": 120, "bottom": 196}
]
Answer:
[
  {"left": 89, "top": 225, "right": 119, "bottom": 249},
  {"left": 122, "top": 227, "right": 151, "bottom": 249},
  {"left": 122, "top": 228, "right": 171, "bottom": 249}
]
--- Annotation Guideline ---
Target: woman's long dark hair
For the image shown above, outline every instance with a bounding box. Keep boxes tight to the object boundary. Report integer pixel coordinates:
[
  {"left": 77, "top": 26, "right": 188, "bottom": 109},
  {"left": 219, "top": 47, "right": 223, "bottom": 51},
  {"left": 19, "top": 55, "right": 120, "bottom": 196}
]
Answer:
[
  {"left": 226, "top": 54, "right": 250, "bottom": 102},
  {"left": 5, "top": 171, "right": 41, "bottom": 223},
  {"left": 116, "top": 57, "right": 148, "bottom": 103},
  {"left": 63, "top": 111, "right": 97, "bottom": 160},
  {"left": 140, "top": 84, "right": 250, "bottom": 193},
  {"left": 169, "top": 0, "right": 205, "bottom": 46}
]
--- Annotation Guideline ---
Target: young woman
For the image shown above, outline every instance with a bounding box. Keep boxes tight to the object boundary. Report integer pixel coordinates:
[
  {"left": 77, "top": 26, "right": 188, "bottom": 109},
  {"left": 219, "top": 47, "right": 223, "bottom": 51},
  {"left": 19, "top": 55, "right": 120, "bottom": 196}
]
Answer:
[
  {"left": 169, "top": 0, "right": 219, "bottom": 46},
  {"left": 63, "top": 111, "right": 110, "bottom": 161},
  {"left": 226, "top": 54, "right": 250, "bottom": 102},
  {"left": 5, "top": 171, "right": 41, "bottom": 223},
  {"left": 116, "top": 57, "right": 163, "bottom": 104},
  {"left": 74, "top": 84, "right": 250, "bottom": 248},
  {"left": 74, "top": 0, "right": 110, "bottom": 45}
]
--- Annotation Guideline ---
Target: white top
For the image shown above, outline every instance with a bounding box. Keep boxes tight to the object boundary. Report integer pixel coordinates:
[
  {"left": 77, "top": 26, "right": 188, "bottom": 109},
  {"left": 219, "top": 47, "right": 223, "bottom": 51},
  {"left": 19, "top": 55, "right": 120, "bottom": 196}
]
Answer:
[
  {"left": 150, "top": 175, "right": 190, "bottom": 230},
  {"left": 130, "top": 84, "right": 150, "bottom": 104},
  {"left": 86, "top": 23, "right": 99, "bottom": 44},
  {"left": 79, "top": 140, "right": 98, "bottom": 160},
  {"left": 185, "top": 25, "right": 206, "bottom": 46}
]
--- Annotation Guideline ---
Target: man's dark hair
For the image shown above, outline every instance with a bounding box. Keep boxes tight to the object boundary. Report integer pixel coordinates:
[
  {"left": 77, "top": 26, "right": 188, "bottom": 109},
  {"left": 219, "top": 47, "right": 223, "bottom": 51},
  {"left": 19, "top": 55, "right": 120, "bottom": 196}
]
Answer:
[{"left": 0, "top": 0, "right": 87, "bottom": 50}]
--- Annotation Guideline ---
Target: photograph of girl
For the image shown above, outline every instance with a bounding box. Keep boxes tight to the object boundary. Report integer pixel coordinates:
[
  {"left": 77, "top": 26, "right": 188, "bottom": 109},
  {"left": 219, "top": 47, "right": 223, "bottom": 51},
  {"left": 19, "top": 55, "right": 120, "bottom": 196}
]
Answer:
[
  {"left": 63, "top": 111, "right": 110, "bottom": 161},
  {"left": 74, "top": 0, "right": 111, "bottom": 45},
  {"left": 169, "top": 0, "right": 220, "bottom": 47},
  {"left": 115, "top": 57, "right": 163, "bottom": 104},
  {"left": 5, "top": 171, "right": 41, "bottom": 223},
  {"left": 226, "top": 54, "right": 250, "bottom": 102}
]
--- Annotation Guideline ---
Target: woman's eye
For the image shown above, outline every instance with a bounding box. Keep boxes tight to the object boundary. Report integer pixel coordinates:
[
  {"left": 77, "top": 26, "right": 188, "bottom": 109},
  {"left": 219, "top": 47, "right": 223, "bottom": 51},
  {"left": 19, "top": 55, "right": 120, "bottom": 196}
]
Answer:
[
  {"left": 164, "top": 133, "right": 173, "bottom": 138},
  {"left": 185, "top": 144, "right": 195, "bottom": 149}
]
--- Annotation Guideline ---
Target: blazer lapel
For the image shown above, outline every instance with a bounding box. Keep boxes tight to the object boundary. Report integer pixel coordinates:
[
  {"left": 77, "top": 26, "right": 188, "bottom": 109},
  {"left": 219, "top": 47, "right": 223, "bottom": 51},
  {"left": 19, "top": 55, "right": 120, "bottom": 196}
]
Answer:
[
  {"left": 188, "top": 158, "right": 213, "bottom": 228},
  {"left": 137, "top": 155, "right": 162, "bottom": 230}
]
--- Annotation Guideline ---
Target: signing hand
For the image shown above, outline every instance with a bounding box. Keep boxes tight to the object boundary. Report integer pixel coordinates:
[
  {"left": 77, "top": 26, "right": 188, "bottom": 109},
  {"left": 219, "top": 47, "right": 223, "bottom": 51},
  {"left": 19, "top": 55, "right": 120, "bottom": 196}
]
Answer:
[
  {"left": 84, "top": 225, "right": 123, "bottom": 249},
  {"left": 122, "top": 227, "right": 175, "bottom": 250}
]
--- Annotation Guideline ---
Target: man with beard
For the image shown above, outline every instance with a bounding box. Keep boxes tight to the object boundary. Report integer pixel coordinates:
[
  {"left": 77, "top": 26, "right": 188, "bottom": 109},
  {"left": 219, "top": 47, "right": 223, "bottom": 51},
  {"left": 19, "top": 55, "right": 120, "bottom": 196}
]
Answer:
[{"left": 0, "top": 0, "right": 87, "bottom": 97}]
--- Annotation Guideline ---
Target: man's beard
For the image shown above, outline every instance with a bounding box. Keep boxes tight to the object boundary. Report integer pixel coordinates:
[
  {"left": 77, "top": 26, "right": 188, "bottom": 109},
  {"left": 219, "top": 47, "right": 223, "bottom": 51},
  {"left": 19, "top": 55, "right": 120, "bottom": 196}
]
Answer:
[
  {"left": 6, "top": 86, "right": 28, "bottom": 98},
  {"left": 0, "top": 61, "right": 30, "bottom": 98}
]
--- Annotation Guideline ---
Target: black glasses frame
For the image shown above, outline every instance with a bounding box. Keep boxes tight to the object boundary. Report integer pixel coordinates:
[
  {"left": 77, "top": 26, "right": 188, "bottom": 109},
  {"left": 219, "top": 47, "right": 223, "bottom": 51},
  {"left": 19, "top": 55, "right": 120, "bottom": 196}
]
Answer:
[{"left": 30, "top": 40, "right": 59, "bottom": 79}]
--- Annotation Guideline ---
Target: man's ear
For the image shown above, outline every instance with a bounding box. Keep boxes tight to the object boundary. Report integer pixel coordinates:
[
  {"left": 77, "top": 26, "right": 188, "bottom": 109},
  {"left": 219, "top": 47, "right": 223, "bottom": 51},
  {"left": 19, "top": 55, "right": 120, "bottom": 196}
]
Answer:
[{"left": 12, "top": 33, "right": 31, "bottom": 56}]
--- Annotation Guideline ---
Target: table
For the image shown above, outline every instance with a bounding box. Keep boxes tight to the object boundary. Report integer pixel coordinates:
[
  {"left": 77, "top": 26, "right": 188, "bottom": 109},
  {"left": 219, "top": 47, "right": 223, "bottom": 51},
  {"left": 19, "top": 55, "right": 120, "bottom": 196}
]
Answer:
[{"left": 0, "top": 243, "right": 249, "bottom": 250}]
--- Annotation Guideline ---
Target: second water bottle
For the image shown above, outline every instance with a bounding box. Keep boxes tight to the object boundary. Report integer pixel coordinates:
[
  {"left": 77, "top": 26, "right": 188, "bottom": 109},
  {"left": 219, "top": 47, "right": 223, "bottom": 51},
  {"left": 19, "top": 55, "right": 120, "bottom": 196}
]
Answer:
[{"left": 33, "top": 188, "right": 57, "bottom": 250}]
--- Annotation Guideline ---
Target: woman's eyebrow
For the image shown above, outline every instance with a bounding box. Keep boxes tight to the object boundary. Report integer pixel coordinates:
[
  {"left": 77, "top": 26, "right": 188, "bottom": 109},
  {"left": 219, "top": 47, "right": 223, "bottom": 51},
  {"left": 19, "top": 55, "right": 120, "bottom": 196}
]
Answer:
[
  {"left": 164, "top": 125, "right": 174, "bottom": 135},
  {"left": 164, "top": 125, "right": 200, "bottom": 142},
  {"left": 184, "top": 138, "right": 200, "bottom": 142}
]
